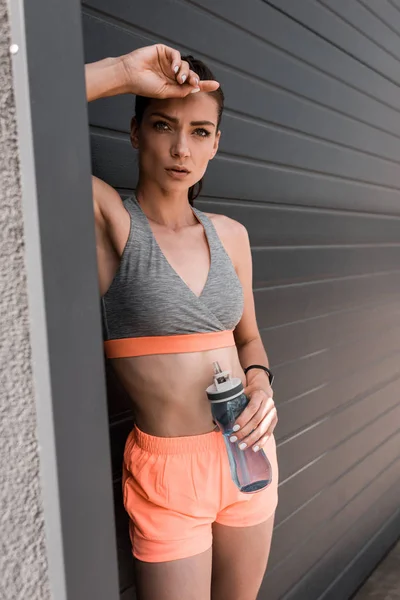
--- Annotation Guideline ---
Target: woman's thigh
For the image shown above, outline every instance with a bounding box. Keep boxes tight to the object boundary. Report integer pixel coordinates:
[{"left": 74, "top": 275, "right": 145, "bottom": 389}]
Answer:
[
  {"left": 134, "top": 548, "right": 212, "bottom": 600},
  {"left": 211, "top": 514, "right": 275, "bottom": 600}
]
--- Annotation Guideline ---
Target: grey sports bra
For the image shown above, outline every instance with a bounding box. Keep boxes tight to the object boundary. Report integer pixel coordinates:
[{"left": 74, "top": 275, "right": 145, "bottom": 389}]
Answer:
[{"left": 101, "top": 196, "right": 244, "bottom": 358}]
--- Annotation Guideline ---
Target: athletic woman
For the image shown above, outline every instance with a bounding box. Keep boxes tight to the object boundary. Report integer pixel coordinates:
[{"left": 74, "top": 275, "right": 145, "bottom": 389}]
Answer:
[{"left": 86, "top": 44, "right": 278, "bottom": 600}]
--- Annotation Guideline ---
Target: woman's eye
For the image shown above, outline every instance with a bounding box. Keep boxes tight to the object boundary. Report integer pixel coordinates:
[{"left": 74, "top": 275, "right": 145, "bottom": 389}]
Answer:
[
  {"left": 194, "top": 128, "right": 211, "bottom": 138},
  {"left": 154, "top": 121, "right": 170, "bottom": 131}
]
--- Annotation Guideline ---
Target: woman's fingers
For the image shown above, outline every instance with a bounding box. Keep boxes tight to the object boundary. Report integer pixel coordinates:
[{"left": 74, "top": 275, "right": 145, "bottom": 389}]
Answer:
[
  {"left": 156, "top": 46, "right": 192, "bottom": 87},
  {"left": 164, "top": 79, "right": 220, "bottom": 98},
  {"left": 231, "top": 406, "right": 278, "bottom": 451},
  {"left": 161, "top": 44, "right": 182, "bottom": 77},
  {"left": 175, "top": 60, "right": 190, "bottom": 84},
  {"left": 187, "top": 69, "right": 200, "bottom": 89},
  {"left": 229, "top": 392, "right": 277, "bottom": 450},
  {"left": 163, "top": 47, "right": 220, "bottom": 93},
  {"left": 245, "top": 408, "right": 278, "bottom": 452},
  {"left": 198, "top": 80, "right": 220, "bottom": 92},
  {"left": 232, "top": 390, "right": 273, "bottom": 436}
]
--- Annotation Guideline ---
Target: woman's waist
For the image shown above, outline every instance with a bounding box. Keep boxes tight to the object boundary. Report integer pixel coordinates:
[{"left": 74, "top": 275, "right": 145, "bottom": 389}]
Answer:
[
  {"left": 111, "top": 344, "right": 244, "bottom": 388},
  {"left": 110, "top": 345, "right": 245, "bottom": 437}
]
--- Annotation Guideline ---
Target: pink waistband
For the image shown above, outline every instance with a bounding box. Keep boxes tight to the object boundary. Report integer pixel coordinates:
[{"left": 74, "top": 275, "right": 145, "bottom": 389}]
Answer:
[
  {"left": 130, "top": 425, "right": 222, "bottom": 455},
  {"left": 104, "top": 330, "right": 235, "bottom": 359}
]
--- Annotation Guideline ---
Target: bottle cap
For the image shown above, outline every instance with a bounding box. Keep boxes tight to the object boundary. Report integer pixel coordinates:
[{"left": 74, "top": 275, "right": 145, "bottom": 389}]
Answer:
[{"left": 206, "top": 361, "right": 244, "bottom": 403}]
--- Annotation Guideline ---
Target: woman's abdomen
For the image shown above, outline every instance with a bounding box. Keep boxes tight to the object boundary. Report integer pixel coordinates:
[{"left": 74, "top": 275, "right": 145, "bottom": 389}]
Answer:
[{"left": 110, "top": 345, "right": 245, "bottom": 437}]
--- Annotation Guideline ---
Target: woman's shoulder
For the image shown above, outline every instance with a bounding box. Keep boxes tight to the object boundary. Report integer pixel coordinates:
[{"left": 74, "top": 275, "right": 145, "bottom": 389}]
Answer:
[
  {"left": 204, "top": 212, "right": 249, "bottom": 244},
  {"left": 203, "top": 212, "right": 250, "bottom": 265}
]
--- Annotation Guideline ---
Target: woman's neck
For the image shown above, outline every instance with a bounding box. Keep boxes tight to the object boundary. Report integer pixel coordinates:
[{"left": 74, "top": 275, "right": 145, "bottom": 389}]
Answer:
[{"left": 135, "top": 181, "right": 197, "bottom": 230}]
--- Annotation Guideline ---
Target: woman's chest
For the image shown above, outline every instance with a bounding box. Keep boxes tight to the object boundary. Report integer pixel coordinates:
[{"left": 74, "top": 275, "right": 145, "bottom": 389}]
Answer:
[{"left": 150, "top": 223, "right": 211, "bottom": 298}]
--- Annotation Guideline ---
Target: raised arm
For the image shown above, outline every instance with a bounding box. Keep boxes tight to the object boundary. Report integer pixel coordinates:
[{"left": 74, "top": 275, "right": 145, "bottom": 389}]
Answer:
[
  {"left": 85, "top": 44, "right": 220, "bottom": 103},
  {"left": 86, "top": 44, "right": 220, "bottom": 294},
  {"left": 85, "top": 56, "right": 131, "bottom": 102}
]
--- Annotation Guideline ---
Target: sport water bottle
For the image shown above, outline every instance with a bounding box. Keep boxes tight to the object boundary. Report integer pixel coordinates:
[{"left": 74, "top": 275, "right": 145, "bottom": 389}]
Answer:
[{"left": 206, "top": 362, "right": 272, "bottom": 493}]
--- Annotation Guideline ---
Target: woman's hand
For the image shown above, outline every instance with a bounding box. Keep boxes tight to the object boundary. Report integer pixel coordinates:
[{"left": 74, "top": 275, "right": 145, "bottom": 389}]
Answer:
[
  {"left": 230, "top": 372, "right": 278, "bottom": 452},
  {"left": 121, "top": 44, "right": 220, "bottom": 98},
  {"left": 86, "top": 44, "right": 220, "bottom": 102}
]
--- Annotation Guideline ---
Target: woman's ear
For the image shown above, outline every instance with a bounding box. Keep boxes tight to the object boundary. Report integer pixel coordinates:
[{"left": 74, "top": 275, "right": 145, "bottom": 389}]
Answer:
[
  {"left": 130, "top": 116, "right": 139, "bottom": 149},
  {"left": 210, "top": 130, "right": 221, "bottom": 160}
]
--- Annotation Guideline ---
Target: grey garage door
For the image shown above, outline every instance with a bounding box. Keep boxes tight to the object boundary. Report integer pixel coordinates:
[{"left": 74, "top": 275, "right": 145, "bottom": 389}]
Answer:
[{"left": 82, "top": 1, "right": 400, "bottom": 598}]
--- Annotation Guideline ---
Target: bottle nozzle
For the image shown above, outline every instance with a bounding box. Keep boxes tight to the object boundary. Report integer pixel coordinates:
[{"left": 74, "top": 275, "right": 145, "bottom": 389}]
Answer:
[
  {"left": 212, "top": 362, "right": 231, "bottom": 386},
  {"left": 213, "top": 362, "right": 222, "bottom": 374}
]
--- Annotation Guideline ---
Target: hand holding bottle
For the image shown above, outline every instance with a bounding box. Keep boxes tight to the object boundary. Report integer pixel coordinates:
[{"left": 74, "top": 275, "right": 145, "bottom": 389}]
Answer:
[
  {"left": 207, "top": 363, "right": 272, "bottom": 493},
  {"left": 229, "top": 370, "right": 277, "bottom": 453}
]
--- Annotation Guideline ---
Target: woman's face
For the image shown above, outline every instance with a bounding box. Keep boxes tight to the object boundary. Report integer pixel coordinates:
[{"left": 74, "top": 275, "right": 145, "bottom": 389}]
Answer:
[{"left": 131, "top": 93, "right": 221, "bottom": 192}]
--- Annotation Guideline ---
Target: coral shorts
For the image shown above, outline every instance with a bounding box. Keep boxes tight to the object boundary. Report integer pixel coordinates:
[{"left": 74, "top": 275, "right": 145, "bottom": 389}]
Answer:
[{"left": 122, "top": 425, "right": 279, "bottom": 563}]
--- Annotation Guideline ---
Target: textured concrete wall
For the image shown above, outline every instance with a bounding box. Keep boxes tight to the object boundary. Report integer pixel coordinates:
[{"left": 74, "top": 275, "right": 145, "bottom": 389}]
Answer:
[{"left": 0, "top": 2, "right": 51, "bottom": 599}]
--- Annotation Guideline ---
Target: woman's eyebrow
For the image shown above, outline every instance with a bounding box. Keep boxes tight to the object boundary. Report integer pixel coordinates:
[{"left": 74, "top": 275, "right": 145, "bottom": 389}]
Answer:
[
  {"left": 150, "top": 111, "right": 178, "bottom": 123},
  {"left": 191, "top": 120, "right": 216, "bottom": 128},
  {"left": 150, "top": 112, "right": 215, "bottom": 128}
]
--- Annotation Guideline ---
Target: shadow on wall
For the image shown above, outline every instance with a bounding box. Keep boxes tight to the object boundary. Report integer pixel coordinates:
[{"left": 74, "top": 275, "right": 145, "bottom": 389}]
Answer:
[{"left": 105, "top": 362, "right": 136, "bottom": 596}]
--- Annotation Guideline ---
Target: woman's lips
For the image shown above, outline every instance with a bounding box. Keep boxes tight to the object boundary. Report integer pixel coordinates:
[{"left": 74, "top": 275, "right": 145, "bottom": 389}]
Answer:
[{"left": 165, "top": 168, "right": 190, "bottom": 179}]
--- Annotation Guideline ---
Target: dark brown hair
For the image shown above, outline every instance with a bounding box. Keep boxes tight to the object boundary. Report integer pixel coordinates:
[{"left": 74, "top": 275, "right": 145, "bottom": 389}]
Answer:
[{"left": 134, "top": 55, "right": 224, "bottom": 206}]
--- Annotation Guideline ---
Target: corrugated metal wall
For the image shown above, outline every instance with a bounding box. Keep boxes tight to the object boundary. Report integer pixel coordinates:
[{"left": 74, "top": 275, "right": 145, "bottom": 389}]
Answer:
[{"left": 82, "top": 1, "right": 400, "bottom": 598}]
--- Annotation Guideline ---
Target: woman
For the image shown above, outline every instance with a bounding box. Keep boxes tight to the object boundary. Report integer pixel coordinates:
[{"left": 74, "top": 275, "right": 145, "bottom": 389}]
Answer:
[{"left": 86, "top": 44, "right": 278, "bottom": 600}]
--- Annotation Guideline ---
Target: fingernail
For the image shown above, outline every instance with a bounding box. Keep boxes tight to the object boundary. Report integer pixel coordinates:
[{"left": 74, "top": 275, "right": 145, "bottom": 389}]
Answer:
[
  {"left": 174, "top": 65, "right": 179, "bottom": 74},
  {"left": 194, "top": 77, "right": 199, "bottom": 86},
  {"left": 253, "top": 445, "right": 260, "bottom": 453},
  {"left": 181, "top": 74, "right": 187, "bottom": 83},
  {"left": 232, "top": 424, "right": 240, "bottom": 432},
  {"left": 239, "top": 442, "right": 247, "bottom": 450},
  {"left": 190, "top": 87, "right": 200, "bottom": 93},
  {"left": 229, "top": 436, "right": 238, "bottom": 443}
]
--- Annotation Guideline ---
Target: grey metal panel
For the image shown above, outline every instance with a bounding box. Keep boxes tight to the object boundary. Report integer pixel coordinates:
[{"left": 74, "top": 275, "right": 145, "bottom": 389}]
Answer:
[
  {"left": 264, "top": 301, "right": 400, "bottom": 366},
  {"left": 272, "top": 430, "right": 400, "bottom": 568},
  {"left": 8, "top": 0, "right": 119, "bottom": 599},
  {"left": 276, "top": 351, "right": 400, "bottom": 441},
  {"left": 273, "top": 324, "right": 400, "bottom": 404},
  {"left": 319, "top": 0, "right": 400, "bottom": 61},
  {"left": 308, "top": 0, "right": 400, "bottom": 62},
  {"left": 277, "top": 387, "right": 400, "bottom": 483},
  {"left": 263, "top": 0, "right": 400, "bottom": 89},
  {"left": 358, "top": 0, "right": 400, "bottom": 34},
  {"left": 293, "top": 483, "right": 400, "bottom": 600},
  {"left": 265, "top": 463, "right": 400, "bottom": 599},
  {"left": 252, "top": 246, "right": 400, "bottom": 287},
  {"left": 284, "top": 479, "right": 400, "bottom": 600},
  {"left": 266, "top": 0, "right": 400, "bottom": 85},
  {"left": 277, "top": 414, "right": 400, "bottom": 525},
  {"left": 320, "top": 508, "right": 400, "bottom": 600},
  {"left": 254, "top": 271, "right": 400, "bottom": 328},
  {"left": 80, "top": 0, "right": 400, "bottom": 598}
]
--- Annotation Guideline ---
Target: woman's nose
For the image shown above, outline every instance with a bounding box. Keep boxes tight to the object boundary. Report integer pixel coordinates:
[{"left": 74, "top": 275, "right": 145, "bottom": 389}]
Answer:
[{"left": 171, "top": 133, "right": 190, "bottom": 158}]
